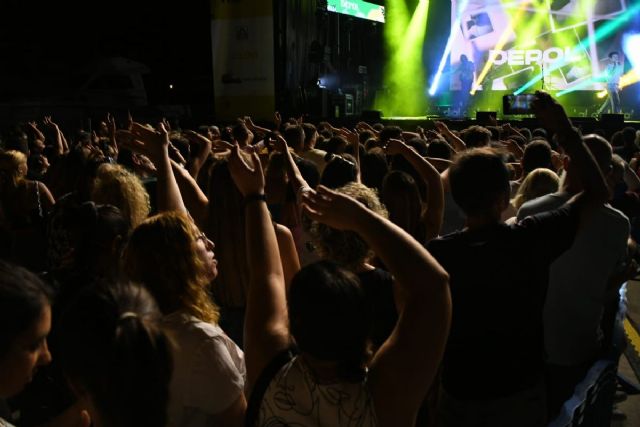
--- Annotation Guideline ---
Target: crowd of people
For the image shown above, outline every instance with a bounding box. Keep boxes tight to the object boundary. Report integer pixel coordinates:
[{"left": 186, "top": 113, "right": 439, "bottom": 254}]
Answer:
[{"left": 0, "top": 91, "right": 638, "bottom": 426}]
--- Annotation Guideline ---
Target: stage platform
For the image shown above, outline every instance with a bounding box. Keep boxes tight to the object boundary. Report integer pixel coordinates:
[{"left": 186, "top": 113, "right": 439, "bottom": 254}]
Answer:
[{"left": 331, "top": 115, "right": 640, "bottom": 137}]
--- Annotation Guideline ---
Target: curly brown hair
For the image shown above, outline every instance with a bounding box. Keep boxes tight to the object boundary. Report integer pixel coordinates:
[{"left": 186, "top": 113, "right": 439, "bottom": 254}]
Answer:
[
  {"left": 123, "top": 211, "right": 219, "bottom": 324},
  {"left": 92, "top": 163, "right": 151, "bottom": 228},
  {"left": 311, "top": 182, "right": 388, "bottom": 269}
]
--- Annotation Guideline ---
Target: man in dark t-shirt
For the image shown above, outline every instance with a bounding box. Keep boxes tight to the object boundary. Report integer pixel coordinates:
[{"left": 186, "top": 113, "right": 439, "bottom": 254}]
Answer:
[{"left": 428, "top": 92, "right": 611, "bottom": 427}]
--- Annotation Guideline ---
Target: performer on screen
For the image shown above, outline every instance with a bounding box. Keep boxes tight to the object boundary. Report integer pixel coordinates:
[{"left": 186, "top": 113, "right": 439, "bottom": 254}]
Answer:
[
  {"left": 457, "top": 54, "right": 476, "bottom": 115},
  {"left": 599, "top": 51, "right": 624, "bottom": 114}
]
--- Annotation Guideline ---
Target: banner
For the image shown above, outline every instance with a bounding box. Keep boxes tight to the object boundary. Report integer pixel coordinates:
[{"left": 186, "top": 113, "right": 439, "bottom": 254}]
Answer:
[
  {"left": 211, "top": 0, "right": 275, "bottom": 120},
  {"left": 327, "top": 0, "right": 386, "bottom": 23}
]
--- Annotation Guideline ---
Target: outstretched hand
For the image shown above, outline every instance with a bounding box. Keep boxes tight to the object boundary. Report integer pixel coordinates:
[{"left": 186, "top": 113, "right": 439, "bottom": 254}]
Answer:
[
  {"left": 532, "top": 91, "right": 572, "bottom": 136},
  {"left": 302, "top": 185, "right": 367, "bottom": 231},
  {"left": 384, "top": 138, "right": 408, "bottom": 156},
  {"left": 116, "top": 122, "right": 170, "bottom": 163},
  {"left": 274, "top": 111, "right": 282, "bottom": 130},
  {"left": 433, "top": 121, "right": 450, "bottom": 135},
  {"left": 228, "top": 144, "right": 265, "bottom": 197},
  {"left": 43, "top": 116, "right": 59, "bottom": 130},
  {"left": 106, "top": 113, "right": 116, "bottom": 137},
  {"left": 272, "top": 133, "right": 288, "bottom": 153}
]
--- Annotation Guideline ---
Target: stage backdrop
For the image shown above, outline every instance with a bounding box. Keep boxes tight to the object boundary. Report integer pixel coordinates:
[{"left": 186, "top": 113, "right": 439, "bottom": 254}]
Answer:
[
  {"left": 211, "top": 0, "right": 275, "bottom": 120},
  {"left": 449, "top": 0, "right": 628, "bottom": 92}
]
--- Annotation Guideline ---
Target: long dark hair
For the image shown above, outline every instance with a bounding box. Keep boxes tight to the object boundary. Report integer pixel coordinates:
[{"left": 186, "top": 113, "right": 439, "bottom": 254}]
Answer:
[
  {"left": 58, "top": 281, "right": 173, "bottom": 427},
  {"left": 288, "top": 260, "right": 373, "bottom": 382},
  {"left": 0, "top": 260, "right": 52, "bottom": 358}
]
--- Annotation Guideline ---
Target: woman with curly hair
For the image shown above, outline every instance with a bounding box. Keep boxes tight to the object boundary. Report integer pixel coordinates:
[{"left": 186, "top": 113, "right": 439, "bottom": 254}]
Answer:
[
  {"left": 310, "top": 182, "right": 398, "bottom": 349},
  {"left": 91, "top": 163, "right": 151, "bottom": 229},
  {"left": 223, "top": 145, "right": 450, "bottom": 426},
  {"left": 119, "top": 122, "right": 246, "bottom": 427}
]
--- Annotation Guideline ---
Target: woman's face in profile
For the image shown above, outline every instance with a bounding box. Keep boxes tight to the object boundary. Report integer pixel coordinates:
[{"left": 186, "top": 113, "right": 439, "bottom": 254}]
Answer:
[
  {"left": 0, "top": 304, "right": 52, "bottom": 399},
  {"left": 193, "top": 228, "right": 218, "bottom": 282}
]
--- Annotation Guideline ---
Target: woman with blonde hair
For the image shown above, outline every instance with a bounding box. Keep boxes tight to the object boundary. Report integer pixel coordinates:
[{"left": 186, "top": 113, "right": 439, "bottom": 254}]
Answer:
[
  {"left": 512, "top": 167, "right": 560, "bottom": 211},
  {"left": 0, "top": 149, "right": 55, "bottom": 270},
  {"left": 92, "top": 163, "right": 151, "bottom": 228},
  {"left": 503, "top": 168, "right": 560, "bottom": 223},
  {"left": 119, "top": 122, "right": 246, "bottom": 427},
  {"left": 163, "top": 143, "right": 300, "bottom": 348}
]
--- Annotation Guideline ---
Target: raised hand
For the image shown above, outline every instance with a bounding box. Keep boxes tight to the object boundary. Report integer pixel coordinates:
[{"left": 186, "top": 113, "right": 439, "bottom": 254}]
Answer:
[
  {"left": 125, "top": 110, "right": 133, "bottom": 130},
  {"left": 532, "top": 91, "right": 572, "bottom": 135},
  {"left": 272, "top": 133, "right": 288, "bottom": 153},
  {"left": 43, "top": 116, "right": 59, "bottom": 130},
  {"left": 117, "top": 122, "right": 170, "bottom": 164},
  {"left": 106, "top": 113, "right": 116, "bottom": 137},
  {"left": 433, "top": 121, "right": 450, "bottom": 135},
  {"left": 161, "top": 117, "right": 172, "bottom": 132},
  {"left": 274, "top": 111, "right": 282, "bottom": 130},
  {"left": 244, "top": 116, "right": 256, "bottom": 130},
  {"left": 384, "top": 138, "right": 408, "bottom": 156},
  {"left": 302, "top": 185, "right": 367, "bottom": 232},
  {"left": 228, "top": 144, "right": 265, "bottom": 197}
]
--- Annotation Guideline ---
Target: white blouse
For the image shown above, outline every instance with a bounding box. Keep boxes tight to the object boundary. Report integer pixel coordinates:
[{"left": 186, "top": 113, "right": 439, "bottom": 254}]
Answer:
[{"left": 162, "top": 311, "right": 246, "bottom": 427}]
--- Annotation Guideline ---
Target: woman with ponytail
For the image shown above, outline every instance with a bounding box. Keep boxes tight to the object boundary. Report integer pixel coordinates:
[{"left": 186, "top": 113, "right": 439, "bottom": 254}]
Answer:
[{"left": 58, "top": 282, "right": 172, "bottom": 427}]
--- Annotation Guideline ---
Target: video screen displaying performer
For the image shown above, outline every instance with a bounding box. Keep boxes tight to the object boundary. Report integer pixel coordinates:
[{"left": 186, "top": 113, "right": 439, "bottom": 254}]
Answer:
[
  {"left": 598, "top": 51, "right": 624, "bottom": 114},
  {"left": 450, "top": 0, "right": 628, "bottom": 93}
]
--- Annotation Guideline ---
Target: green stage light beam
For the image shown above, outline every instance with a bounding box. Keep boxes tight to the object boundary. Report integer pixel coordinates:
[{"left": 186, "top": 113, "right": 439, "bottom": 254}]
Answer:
[
  {"left": 514, "top": 1, "right": 640, "bottom": 95},
  {"left": 377, "top": 0, "right": 431, "bottom": 116},
  {"left": 385, "top": 0, "right": 410, "bottom": 52}
]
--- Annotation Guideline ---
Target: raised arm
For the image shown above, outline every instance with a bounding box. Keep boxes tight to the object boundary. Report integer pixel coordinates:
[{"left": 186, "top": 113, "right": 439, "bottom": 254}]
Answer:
[
  {"left": 183, "top": 130, "right": 212, "bottom": 179},
  {"left": 303, "top": 186, "right": 451, "bottom": 426},
  {"left": 386, "top": 139, "right": 445, "bottom": 240},
  {"left": 27, "top": 121, "right": 46, "bottom": 144},
  {"left": 244, "top": 116, "right": 273, "bottom": 137},
  {"left": 228, "top": 145, "right": 289, "bottom": 393},
  {"left": 273, "top": 134, "right": 311, "bottom": 194},
  {"left": 170, "top": 159, "right": 209, "bottom": 226},
  {"left": 42, "top": 116, "right": 66, "bottom": 157},
  {"left": 118, "top": 122, "right": 186, "bottom": 213},
  {"left": 434, "top": 121, "right": 466, "bottom": 152},
  {"left": 106, "top": 113, "right": 119, "bottom": 158},
  {"left": 533, "top": 91, "right": 609, "bottom": 203}
]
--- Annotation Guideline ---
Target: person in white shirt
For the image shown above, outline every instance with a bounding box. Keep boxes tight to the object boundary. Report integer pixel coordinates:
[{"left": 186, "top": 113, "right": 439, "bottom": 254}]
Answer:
[
  {"left": 517, "top": 133, "right": 629, "bottom": 419},
  {"left": 120, "top": 122, "right": 247, "bottom": 427}
]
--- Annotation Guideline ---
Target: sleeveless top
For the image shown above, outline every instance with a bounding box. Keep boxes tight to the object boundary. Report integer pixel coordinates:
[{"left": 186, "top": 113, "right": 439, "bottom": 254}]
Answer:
[{"left": 249, "top": 351, "right": 377, "bottom": 427}]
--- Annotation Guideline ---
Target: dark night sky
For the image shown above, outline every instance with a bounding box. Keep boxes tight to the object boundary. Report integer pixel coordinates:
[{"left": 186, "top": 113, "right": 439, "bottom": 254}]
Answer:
[{"left": 0, "top": 0, "right": 213, "bottom": 105}]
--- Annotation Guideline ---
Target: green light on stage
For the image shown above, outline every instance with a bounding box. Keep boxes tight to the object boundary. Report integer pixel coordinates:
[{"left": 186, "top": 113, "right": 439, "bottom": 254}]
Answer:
[
  {"left": 376, "top": 0, "right": 430, "bottom": 117},
  {"left": 385, "top": 0, "right": 409, "bottom": 52}
]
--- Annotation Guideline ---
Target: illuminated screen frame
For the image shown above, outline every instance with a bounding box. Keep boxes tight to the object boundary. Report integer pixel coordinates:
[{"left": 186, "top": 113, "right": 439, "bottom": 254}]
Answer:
[
  {"left": 327, "top": 0, "right": 386, "bottom": 23},
  {"left": 449, "top": 0, "right": 628, "bottom": 93}
]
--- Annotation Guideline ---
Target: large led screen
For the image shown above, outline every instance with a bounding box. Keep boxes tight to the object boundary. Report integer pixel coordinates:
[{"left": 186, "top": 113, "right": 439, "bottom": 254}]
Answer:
[{"left": 449, "top": 0, "right": 631, "bottom": 92}]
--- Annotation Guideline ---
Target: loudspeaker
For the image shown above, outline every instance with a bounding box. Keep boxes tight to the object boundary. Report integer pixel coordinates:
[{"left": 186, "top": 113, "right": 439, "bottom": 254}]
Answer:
[
  {"left": 362, "top": 110, "right": 382, "bottom": 123},
  {"left": 476, "top": 111, "right": 497, "bottom": 125},
  {"left": 601, "top": 113, "right": 624, "bottom": 128}
]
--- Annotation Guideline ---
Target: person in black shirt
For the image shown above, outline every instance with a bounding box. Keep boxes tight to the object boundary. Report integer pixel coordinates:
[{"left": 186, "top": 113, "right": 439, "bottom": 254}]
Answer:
[{"left": 427, "top": 91, "right": 610, "bottom": 426}]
